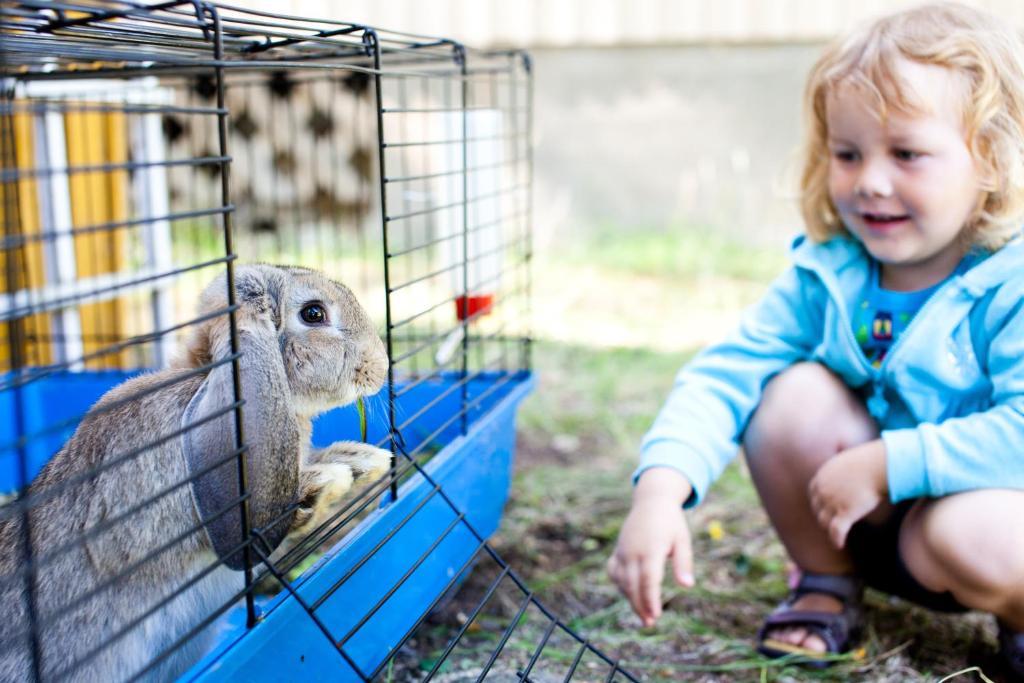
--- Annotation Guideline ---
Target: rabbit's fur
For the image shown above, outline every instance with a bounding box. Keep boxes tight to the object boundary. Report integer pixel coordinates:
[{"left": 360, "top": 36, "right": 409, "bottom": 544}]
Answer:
[{"left": 0, "top": 264, "right": 391, "bottom": 682}]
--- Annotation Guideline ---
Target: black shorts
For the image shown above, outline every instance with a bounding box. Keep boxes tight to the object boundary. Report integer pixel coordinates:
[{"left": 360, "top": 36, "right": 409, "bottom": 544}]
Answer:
[{"left": 845, "top": 501, "right": 966, "bottom": 613}]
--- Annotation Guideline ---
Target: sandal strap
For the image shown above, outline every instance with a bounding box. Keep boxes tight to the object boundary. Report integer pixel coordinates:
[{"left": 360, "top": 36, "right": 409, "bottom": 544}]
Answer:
[
  {"left": 760, "top": 609, "right": 853, "bottom": 653},
  {"left": 794, "top": 572, "right": 863, "bottom": 604}
]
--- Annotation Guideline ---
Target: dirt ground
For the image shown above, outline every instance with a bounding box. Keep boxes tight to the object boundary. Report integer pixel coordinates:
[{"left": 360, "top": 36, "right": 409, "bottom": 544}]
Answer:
[{"left": 390, "top": 430, "right": 1000, "bottom": 682}]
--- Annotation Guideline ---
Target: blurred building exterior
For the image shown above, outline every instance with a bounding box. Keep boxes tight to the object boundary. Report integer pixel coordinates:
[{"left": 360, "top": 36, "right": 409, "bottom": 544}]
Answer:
[
  {"left": 239, "top": 1, "right": 1024, "bottom": 47},
  {"left": 239, "top": 1, "right": 1024, "bottom": 245}
]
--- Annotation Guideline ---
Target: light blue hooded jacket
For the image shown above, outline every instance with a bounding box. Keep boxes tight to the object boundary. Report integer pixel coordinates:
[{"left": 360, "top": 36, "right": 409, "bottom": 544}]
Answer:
[{"left": 638, "top": 234, "right": 1024, "bottom": 507}]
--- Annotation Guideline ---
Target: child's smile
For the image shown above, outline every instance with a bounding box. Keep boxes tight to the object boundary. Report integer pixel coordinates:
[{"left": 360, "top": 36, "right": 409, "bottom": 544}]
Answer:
[
  {"left": 861, "top": 212, "right": 910, "bottom": 230},
  {"left": 826, "top": 58, "right": 984, "bottom": 291}
]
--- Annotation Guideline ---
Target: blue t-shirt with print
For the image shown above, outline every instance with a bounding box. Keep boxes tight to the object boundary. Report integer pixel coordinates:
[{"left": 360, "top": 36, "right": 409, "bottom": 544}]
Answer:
[{"left": 852, "top": 258, "right": 970, "bottom": 367}]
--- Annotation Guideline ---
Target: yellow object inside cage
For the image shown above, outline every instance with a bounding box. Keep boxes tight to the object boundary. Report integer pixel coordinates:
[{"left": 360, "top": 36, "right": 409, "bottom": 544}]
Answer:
[
  {"left": 65, "top": 108, "right": 130, "bottom": 369},
  {"left": 1, "top": 104, "right": 131, "bottom": 372}
]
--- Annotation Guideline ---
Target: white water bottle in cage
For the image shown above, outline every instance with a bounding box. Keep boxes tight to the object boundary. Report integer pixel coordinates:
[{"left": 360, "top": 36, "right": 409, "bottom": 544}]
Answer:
[{"left": 434, "top": 109, "right": 504, "bottom": 366}]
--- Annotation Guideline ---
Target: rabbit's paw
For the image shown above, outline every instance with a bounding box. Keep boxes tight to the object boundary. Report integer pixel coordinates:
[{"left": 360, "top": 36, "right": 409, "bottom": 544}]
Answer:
[
  {"left": 315, "top": 443, "right": 392, "bottom": 483},
  {"left": 294, "top": 463, "right": 354, "bottom": 530},
  {"left": 354, "top": 447, "right": 391, "bottom": 483}
]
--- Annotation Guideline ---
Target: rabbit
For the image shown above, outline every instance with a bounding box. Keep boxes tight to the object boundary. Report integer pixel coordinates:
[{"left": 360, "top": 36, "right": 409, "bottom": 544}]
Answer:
[{"left": 0, "top": 264, "right": 393, "bottom": 682}]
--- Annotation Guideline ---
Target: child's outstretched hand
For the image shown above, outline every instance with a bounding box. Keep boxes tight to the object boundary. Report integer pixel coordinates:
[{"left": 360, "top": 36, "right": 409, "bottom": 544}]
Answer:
[
  {"left": 607, "top": 468, "right": 695, "bottom": 627},
  {"left": 808, "top": 439, "right": 889, "bottom": 548}
]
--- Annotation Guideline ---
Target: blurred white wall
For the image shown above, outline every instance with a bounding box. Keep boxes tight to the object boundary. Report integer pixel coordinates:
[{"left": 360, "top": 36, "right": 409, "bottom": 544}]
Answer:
[
  {"left": 243, "top": 0, "right": 1024, "bottom": 47},
  {"left": 228, "top": 1, "right": 1024, "bottom": 246},
  {"left": 529, "top": 44, "right": 820, "bottom": 246}
]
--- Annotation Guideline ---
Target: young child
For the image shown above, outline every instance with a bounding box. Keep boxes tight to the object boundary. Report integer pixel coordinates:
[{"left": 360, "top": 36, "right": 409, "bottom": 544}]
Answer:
[{"left": 607, "top": 2, "right": 1024, "bottom": 676}]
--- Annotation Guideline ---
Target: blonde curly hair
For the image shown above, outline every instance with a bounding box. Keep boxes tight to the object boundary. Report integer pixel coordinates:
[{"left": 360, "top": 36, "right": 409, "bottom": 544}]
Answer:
[{"left": 800, "top": 2, "right": 1024, "bottom": 250}]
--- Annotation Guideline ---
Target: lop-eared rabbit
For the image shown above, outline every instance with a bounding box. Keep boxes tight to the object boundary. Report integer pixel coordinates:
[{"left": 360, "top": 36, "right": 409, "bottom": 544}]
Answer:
[{"left": 0, "top": 264, "right": 392, "bottom": 681}]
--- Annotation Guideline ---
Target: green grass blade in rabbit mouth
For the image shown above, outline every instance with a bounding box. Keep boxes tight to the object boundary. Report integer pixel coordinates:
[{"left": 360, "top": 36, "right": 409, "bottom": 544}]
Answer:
[{"left": 357, "top": 396, "right": 367, "bottom": 442}]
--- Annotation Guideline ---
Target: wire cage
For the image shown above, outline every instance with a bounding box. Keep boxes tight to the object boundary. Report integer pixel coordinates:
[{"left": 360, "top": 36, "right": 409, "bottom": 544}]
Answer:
[{"left": 0, "top": 2, "right": 637, "bottom": 681}]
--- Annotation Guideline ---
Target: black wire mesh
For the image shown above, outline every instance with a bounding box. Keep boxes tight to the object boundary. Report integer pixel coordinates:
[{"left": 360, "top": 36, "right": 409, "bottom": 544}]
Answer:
[{"left": 0, "top": 2, "right": 636, "bottom": 681}]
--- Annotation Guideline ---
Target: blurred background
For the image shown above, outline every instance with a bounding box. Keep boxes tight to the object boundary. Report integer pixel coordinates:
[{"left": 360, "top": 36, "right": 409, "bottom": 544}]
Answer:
[
  {"left": 240, "top": 0, "right": 1024, "bottom": 243},
  {"left": 232, "top": 0, "right": 1024, "bottom": 355}
]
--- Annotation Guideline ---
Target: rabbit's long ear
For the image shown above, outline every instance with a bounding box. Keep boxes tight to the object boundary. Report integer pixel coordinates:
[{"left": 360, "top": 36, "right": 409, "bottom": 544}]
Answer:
[{"left": 181, "top": 266, "right": 301, "bottom": 570}]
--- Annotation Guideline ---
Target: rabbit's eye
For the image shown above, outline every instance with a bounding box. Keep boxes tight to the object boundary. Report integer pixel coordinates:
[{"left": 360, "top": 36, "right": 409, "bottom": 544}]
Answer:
[{"left": 299, "top": 303, "right": 328, "bottom": 325}]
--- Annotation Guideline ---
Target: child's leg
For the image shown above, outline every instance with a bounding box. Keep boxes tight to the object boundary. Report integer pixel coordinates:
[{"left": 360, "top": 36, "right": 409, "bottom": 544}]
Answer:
[
  {"left": 900, "top": 489, "right": 1024, "bottom": 632},
  {"left": 743, "top": 362, "right": 886, "bottom": 652}
]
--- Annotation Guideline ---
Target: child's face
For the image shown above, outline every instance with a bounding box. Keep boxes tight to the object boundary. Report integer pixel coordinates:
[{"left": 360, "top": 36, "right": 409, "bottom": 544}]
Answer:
[{"left": 825, "top": 59, "right": 983, "bottom": 290}]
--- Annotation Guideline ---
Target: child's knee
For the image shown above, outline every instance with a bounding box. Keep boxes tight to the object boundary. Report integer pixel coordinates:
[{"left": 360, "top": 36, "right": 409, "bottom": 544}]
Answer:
[
  {"left": 745, "top": 362, "right": 874, "bottom": 462},
  {"left": 903, "top": 491, "right": 1024, "bottom": 598}
]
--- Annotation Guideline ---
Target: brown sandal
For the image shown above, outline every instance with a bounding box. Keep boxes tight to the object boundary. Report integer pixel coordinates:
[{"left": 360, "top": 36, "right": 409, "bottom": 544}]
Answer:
[{"left": 757, "top": 572, "right": 864, "bottom": 667}]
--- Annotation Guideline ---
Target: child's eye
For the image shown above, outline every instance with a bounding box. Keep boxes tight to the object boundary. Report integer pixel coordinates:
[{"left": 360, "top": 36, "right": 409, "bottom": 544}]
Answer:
[
  {"left": 832, "top": 149, "right": 859, "bottom": 163},
  {"left": 894, "top": 149, "right": 921, "bottom": 162}
]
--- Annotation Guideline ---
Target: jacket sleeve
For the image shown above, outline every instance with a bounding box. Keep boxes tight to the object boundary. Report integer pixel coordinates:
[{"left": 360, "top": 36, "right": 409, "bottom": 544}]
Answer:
[
  {"left": 882, "top": 291, "right": 1024, "bottom": 501},
  {"left": 637, "top": 266, "right": 825, "bottom": 507}
]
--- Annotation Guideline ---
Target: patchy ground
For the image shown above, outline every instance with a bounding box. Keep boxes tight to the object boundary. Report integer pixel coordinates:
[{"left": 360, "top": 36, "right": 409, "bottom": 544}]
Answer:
[{"left": 489, "top": 431, "right": 996, "bottom": 682}]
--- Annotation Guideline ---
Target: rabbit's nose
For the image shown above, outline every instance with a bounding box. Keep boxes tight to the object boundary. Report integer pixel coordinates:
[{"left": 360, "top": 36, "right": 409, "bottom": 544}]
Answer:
[{"left": 358, "top": 348, "right": 388, "bottom": 390}]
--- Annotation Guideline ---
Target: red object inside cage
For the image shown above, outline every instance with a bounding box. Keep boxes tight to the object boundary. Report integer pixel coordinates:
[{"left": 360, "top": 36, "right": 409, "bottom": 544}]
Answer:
[{"left": 455, "top": 294, "right": 494, "bottom": 321}]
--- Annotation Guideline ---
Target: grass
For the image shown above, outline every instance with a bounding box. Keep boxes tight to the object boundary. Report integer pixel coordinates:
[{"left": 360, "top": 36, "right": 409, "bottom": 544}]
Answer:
[
  {"left": 392, "top": 226, "right": 1002, "bottom": 682},
  {"left": 562, "top": 225, "right": 788, "bottom": 283}
]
